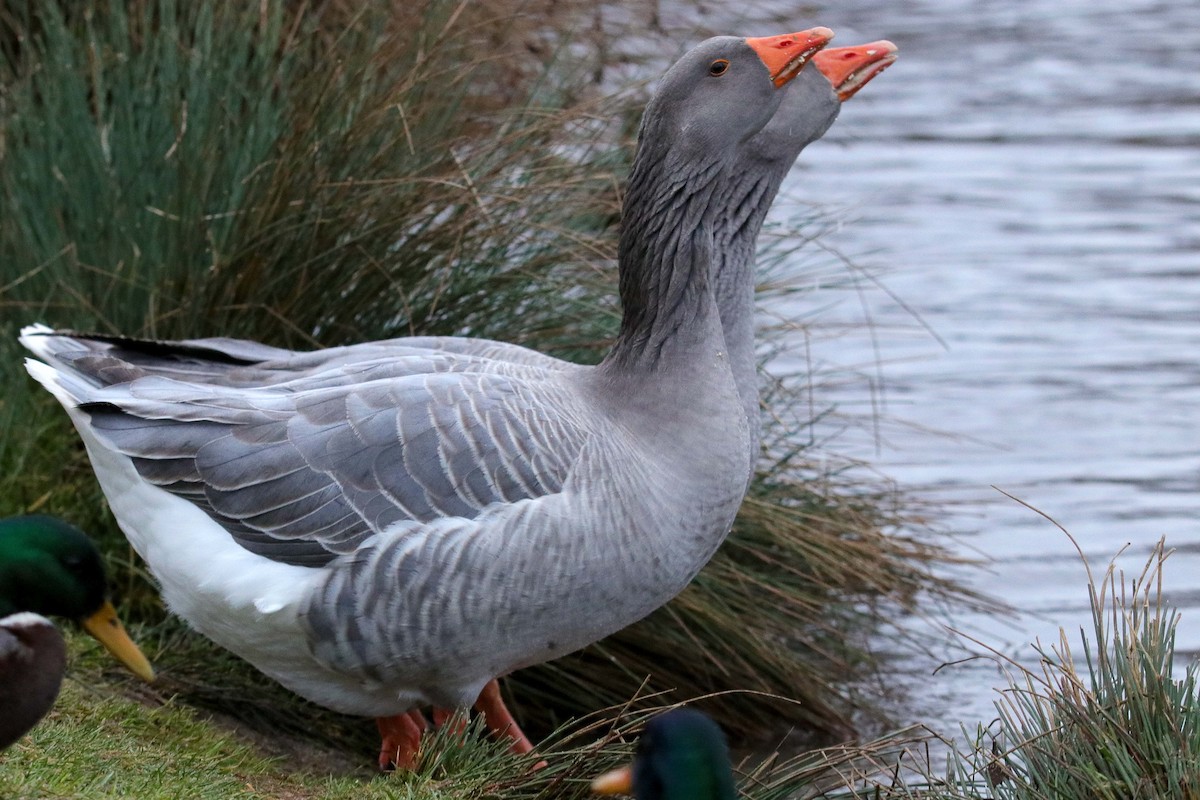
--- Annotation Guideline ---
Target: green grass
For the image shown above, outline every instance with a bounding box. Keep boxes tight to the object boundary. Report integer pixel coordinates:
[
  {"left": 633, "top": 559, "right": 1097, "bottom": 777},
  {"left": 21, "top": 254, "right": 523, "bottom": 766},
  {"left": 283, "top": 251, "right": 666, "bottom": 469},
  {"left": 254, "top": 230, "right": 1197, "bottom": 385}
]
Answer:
[
  {"left": 0, "top": 0, "right": 976, "bottom": 771},
  {"left": 1, "top": 628, "right": 943, "bottom": 799},
  {"left": 1, "top": 0, "right": 623, "bottom": 345},
  {"left": 9, "top": 528, "right": 1194, "bottom": 799},
  {"left": 1, "top": 676, "right": 290, "bottom": 799},
  {"left": 941, "top": 534, "right": 1200, "bottom": 798},
  {"left": 853, "top": 512, "right": 1200, "bottom": 799}
]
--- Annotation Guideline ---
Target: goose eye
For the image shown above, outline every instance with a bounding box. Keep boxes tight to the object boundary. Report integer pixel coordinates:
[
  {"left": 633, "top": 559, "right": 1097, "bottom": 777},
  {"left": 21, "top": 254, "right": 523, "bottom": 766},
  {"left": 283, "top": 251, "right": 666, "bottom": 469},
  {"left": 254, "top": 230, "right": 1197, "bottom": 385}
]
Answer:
[{"left": 709, "top": 59, "right": 729, "bottom": 76}]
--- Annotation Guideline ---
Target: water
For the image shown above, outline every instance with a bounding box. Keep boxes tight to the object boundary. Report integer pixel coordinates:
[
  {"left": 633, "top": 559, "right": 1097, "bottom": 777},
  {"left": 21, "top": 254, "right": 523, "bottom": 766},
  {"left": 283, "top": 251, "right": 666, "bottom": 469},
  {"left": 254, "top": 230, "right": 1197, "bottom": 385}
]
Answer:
[{"left": 611, "top": 0, "right": 1200, "bottom": 743}]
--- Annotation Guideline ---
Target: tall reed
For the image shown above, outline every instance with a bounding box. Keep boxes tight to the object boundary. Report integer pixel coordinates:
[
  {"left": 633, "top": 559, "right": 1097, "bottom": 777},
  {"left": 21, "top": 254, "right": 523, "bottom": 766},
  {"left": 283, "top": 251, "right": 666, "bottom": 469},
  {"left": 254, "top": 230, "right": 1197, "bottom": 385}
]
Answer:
[{"left": 1, "top": 0, "right": 969, "bottom": 747}]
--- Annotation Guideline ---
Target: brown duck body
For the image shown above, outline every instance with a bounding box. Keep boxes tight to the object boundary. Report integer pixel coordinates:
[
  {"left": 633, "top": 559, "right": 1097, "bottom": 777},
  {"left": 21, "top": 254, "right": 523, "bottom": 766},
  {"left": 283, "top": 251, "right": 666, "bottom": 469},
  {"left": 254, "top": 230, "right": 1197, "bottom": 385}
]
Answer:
[{"left": 0, "top": 612, "right": 68, "bottom": 750}]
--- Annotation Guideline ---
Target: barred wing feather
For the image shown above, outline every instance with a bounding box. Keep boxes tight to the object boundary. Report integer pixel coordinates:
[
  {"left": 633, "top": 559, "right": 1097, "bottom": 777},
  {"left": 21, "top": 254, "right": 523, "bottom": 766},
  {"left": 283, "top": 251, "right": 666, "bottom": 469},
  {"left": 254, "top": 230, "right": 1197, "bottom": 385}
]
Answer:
[{"left": 44, "top": 343, "right": 589, "bottom": 567}]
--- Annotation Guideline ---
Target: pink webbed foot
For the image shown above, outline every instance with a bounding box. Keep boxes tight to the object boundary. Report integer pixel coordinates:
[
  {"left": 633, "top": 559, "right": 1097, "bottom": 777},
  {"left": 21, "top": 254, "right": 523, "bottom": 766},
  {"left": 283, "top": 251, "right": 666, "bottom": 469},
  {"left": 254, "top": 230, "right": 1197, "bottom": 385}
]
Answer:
[
  {"left": 473, "top": 679, "right": 536, "bottom": 756},
  {"left": 474, "top": 678, "right": 546, "bottom": 769},
  {"left": 380, "top": 680, "right": 542, "bottom": 770},
  {"left": 375, "top": 709, "right": 428, "bottom": 771}
]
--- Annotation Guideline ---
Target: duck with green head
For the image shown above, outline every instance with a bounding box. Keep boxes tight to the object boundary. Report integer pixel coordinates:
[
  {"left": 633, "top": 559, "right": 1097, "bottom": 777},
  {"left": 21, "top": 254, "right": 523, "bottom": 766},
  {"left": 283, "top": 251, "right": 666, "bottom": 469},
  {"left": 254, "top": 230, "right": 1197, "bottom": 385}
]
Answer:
[
  {"left": 0, "top": 514, "right": 155, "bottom": 750},
  {"left": 593, "top": 709, "right": 738, "bottom": 800}
]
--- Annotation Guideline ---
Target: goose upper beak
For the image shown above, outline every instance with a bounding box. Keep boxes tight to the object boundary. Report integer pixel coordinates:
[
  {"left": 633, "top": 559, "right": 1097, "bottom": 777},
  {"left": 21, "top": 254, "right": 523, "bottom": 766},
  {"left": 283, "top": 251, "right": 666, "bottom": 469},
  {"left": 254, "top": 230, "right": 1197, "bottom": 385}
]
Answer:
[
  {"left": 746, "top": 27, "right": 835, "bottom": 87},
  {"left": 813, "top": 40, "right": 899, "bottom": 101}
]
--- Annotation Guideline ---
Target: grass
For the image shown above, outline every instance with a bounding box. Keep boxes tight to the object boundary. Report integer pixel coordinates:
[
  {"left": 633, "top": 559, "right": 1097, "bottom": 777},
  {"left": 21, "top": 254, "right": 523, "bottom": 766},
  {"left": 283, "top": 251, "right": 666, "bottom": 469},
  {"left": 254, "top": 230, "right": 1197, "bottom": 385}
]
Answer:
[
  {"left": 1, "top": 0, "right": 977, "bottom": 781},
  {"left": 1, "top": 0, "right": 624, "bottom": 346},
  {"left": 1, "top": 672, "right": 290, "bottom": 800},
  {"left": 1, "top": 628, "right": 942, "bottom": 799},
  {"left": 936, "top": 531, "right": 1200, "bottom": 798},
  {"left": 10, "top": 527, "right": 1193, "bottom": 799},
  {"left": 847, "top": 514, "right": 1200, "bottom": 799}
]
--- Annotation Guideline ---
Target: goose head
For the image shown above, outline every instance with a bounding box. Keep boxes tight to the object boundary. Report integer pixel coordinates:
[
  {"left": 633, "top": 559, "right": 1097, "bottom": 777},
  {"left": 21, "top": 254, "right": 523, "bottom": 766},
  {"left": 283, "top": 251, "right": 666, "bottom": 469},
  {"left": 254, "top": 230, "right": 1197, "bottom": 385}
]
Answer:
[{"left": 634, "top": 28, "right": 835, "bottom": 171}]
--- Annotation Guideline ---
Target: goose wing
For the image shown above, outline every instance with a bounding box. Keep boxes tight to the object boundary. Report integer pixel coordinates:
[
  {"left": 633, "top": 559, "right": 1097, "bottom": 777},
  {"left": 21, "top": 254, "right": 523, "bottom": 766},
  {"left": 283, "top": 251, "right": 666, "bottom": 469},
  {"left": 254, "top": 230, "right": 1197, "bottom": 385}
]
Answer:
[
  {"left": 25, "top": 327, "right": 562, "bottom": 388},
  {"left": 31, "top": 336, "right": 590, "bottom": 568}
]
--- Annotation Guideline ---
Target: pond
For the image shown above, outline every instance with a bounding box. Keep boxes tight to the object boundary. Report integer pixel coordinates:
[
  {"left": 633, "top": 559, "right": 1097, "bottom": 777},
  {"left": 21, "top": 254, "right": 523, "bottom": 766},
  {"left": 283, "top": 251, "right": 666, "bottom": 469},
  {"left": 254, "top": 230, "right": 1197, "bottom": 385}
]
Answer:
[{"left": 624, "top": 0, "right": 1200, "bottom": 742}]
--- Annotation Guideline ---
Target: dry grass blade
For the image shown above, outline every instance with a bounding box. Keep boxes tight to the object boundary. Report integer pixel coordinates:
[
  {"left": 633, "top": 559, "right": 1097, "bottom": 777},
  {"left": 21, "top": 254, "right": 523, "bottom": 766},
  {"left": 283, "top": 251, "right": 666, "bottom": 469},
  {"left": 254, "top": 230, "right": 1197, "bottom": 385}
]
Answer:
[{"left": 892, "top": 521, "right": 1200, "bottom": 799}]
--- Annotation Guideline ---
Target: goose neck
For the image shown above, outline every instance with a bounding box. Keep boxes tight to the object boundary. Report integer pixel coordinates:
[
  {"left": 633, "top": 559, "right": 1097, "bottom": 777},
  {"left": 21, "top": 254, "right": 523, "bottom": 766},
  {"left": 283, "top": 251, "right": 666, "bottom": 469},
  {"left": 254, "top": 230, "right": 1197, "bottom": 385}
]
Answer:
[{"left": 606, "top": 152, "right": 726, "bottom": 371}]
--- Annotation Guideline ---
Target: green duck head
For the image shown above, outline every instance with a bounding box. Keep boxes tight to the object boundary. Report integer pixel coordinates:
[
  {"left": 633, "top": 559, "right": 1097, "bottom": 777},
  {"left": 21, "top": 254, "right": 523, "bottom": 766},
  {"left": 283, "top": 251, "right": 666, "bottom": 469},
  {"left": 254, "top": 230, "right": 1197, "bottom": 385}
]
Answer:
[
  {"left": 0, "top": 515, "right": 154, "bottom": 681},
  {"left": 593, "top": 709, "right": 738, "bottom": 800}
]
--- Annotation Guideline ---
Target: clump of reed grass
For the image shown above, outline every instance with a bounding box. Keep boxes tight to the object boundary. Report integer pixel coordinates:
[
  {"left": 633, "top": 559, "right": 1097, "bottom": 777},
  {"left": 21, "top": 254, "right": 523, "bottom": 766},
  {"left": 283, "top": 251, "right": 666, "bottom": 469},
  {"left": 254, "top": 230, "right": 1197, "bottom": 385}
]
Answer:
[
  {"left": 1, "top": 0, "right": 622, "bottom": 346},
  {"left": 1, "top": 0, "right": 971, "bottom": 755},
  {"left": 947, "top": 533, "right": 1200, "bottom": 798},
  {"left": 877, "top": 511, "right": 1200, "bottom": 800}
]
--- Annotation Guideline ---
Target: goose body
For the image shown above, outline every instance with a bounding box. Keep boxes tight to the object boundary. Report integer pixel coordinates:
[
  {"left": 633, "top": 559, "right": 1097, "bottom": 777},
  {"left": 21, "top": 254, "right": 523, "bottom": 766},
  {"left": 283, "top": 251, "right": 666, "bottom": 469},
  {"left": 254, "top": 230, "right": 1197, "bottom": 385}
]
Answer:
[
  {"left": 22, "top": 342, "right": 748, "bottom": 718},
  {"left": 18, "top": 27, "right": 873, "bottom": 765}
]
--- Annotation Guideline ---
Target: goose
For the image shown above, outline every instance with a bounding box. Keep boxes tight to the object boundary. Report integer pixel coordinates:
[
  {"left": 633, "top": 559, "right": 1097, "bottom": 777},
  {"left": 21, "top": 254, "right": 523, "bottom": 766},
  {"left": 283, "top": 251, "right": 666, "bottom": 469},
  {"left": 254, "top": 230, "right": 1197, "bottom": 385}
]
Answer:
[
  {"left": 20, "top": 27, "right": 847, "bottom": 769},
  {"left": 591, "top": 708, "right": 737, "bottom": 800},
  {"left": 712, "top": 39, "right": 898, "bottom": 465},
  {"left": 146, "top": 40, "right": 899, "bottom": 476},
  {"left": 0, "top": 515, "right": 155, "bottom": 750}
]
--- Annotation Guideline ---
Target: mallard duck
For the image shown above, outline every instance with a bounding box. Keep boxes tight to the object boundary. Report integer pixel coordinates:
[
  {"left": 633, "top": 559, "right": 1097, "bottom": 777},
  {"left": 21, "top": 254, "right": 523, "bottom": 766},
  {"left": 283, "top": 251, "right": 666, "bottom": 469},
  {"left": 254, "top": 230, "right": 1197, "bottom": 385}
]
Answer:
[
  {"left": 592, "top": 709, "right": 737, "bottom": 800},
  {"left": 20, "top": 27, "right": 849, "bottom": 769},
  {"left": 0, "top": 515, "right": 155, "bottom": 750},
  {"left": 0, "top": 613, "right": 67, "bottom": 751}
]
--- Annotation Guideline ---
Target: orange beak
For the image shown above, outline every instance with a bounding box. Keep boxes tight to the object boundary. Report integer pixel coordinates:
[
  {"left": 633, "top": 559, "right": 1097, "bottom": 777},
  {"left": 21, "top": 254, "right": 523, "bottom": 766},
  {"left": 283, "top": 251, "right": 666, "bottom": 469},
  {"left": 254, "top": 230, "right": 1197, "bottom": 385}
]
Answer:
[
  {"left": 746, "top": 27, "right": 835, "bottom": 87},
  {"left": 591, "top": 764, "right": 634, "bottom": 794},
  {"left": 81, "top": 601, "right": 155, "bottom": 682},
  {"left": 813, "top": 40, "right": 898, "bottom": 101}
]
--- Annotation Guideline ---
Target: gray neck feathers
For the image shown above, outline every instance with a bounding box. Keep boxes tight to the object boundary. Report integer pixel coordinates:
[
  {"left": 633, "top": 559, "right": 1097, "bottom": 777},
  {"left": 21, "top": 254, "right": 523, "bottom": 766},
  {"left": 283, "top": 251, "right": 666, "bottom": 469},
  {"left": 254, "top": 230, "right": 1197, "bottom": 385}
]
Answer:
[
  {"left": 607, "top": 145, "right": 726, "bottom": 370},
  {"left": 712, "top": 164, "right": 789, "bottom": 466}
]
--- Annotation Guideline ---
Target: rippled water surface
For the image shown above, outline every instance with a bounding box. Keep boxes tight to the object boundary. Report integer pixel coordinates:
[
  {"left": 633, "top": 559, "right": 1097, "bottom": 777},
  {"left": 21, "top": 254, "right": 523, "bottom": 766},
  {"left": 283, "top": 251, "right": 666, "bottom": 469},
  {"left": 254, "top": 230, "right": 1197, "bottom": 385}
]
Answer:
[{"left": 629, "top": 0, "right": 1200, "bottom": 738}]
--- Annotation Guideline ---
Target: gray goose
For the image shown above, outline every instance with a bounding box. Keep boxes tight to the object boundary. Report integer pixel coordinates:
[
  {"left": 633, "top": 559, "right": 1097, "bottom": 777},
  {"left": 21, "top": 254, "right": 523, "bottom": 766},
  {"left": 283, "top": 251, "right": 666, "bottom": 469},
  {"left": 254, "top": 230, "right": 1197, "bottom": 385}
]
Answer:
[
  {"left": 21, "top": 27, "right": 845, "bottom": 769},
  {"left": 711, "top": 39, "right": 898, "bottom": 468},
  {"left": 97, "top": 40, "right": 898, "bottom": 475}
]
